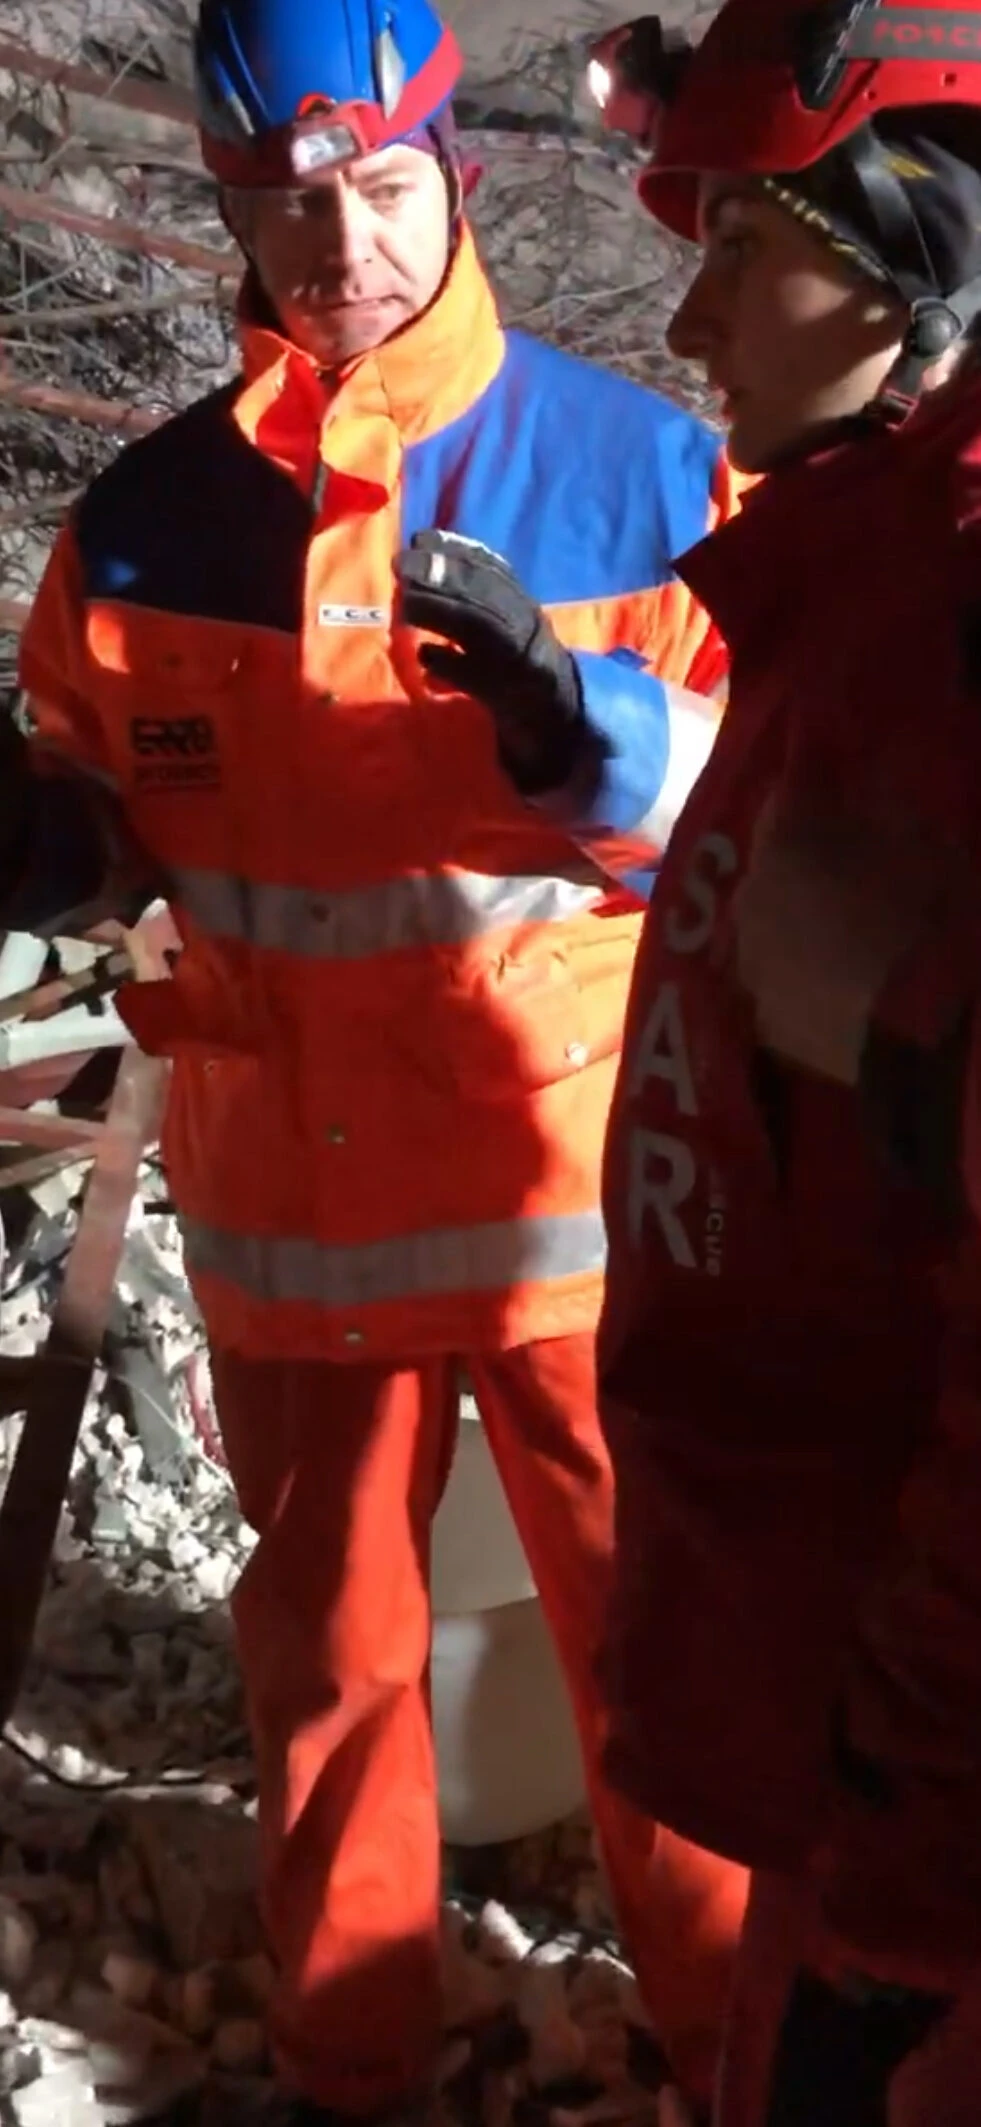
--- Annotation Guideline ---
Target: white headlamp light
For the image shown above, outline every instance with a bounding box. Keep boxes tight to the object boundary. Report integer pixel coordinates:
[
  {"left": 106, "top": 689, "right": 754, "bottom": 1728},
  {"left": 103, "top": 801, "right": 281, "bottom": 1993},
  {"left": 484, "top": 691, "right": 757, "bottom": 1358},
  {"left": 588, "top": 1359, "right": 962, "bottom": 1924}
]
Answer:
[
  {"left": 290, "top": 123, "right": 358, "bottom": 177},
  {"left": 587, "top": 58, "right": 613, "bottom": 108}
]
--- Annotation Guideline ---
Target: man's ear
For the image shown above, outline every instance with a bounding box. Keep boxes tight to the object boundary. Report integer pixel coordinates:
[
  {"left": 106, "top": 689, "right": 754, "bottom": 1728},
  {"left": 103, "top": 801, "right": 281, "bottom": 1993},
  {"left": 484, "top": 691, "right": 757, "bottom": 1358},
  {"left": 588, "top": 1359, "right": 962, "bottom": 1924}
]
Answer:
[{"left": 442, "top": 160, "right": 463, "bottom": 223}]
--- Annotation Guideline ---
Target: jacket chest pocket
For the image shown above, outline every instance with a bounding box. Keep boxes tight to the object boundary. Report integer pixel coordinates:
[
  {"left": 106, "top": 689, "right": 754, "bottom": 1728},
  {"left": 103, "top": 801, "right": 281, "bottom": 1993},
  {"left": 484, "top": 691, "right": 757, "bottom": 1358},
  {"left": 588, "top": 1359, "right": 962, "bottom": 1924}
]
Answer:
[
  {"left": 83, "top": 608, "right": 298, "bottom": 868},
  {"left": 398, "top": 937, "right": 602, "bottom": 1105}
]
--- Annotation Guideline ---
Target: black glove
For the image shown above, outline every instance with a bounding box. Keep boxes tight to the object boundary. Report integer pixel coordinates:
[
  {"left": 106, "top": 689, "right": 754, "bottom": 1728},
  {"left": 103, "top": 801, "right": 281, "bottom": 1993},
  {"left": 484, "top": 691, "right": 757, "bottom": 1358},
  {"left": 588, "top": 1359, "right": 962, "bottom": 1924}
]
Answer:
[{"left": 395, "top": 529, "right": 586, "bottom": 796}]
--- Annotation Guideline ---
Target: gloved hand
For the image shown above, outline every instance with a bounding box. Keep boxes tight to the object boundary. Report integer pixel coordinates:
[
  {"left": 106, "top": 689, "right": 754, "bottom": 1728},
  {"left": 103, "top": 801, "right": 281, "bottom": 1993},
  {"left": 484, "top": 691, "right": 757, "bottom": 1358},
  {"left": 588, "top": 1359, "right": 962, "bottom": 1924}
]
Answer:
[{"left": 395, "top": 529, "right": 586, "bottom": 795}]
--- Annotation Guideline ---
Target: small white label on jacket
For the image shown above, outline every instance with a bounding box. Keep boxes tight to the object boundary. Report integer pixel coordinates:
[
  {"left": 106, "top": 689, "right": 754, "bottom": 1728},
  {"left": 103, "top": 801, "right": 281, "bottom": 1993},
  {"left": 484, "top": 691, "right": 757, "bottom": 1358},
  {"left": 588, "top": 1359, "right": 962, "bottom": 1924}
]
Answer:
[{"left": 318, "top": 603, "right": 387, "bottom": 627}]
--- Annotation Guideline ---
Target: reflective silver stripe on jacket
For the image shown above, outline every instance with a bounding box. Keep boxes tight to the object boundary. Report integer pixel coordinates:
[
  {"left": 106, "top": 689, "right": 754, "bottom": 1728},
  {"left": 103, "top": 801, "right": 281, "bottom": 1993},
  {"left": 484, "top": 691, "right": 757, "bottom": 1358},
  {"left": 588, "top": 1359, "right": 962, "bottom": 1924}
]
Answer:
[
  {"left": 168, "top": 866, "right": 605, "bottom": 960},
  {"left": 182, "top": 1208, "right": 608, "bottom": 1309}
]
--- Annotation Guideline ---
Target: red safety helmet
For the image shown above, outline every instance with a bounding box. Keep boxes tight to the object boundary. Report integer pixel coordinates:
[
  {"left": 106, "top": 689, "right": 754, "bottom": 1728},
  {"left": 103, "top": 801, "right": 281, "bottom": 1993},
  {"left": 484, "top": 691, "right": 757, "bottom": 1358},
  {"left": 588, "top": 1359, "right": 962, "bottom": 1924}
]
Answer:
[{"left": 588, "top": 0, "right": 981, "bottom": 407}]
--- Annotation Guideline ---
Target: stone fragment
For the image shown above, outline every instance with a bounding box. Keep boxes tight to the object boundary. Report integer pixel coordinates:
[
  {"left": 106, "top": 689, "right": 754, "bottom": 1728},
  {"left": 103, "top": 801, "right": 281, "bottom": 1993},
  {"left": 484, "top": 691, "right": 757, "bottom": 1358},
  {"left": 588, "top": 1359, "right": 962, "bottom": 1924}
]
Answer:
[
  {"left": 100, "top": 1953, "right": 159, "bottom": 2013},
  {"left": 9, "top": 2062, "right": 101, "bottom": 2127},
  {"left": 21, "top": 1939, "right": 74, "bottom": 2019},
  {"left": 123, "top": 1799, "right": 259, "bottom": 1968},
  {"left": 210, "top": 2015, "right": 266, "bottom": 2072},
  {"left": 0, "top": 1898, "right": 37, "bottom": 1989}
]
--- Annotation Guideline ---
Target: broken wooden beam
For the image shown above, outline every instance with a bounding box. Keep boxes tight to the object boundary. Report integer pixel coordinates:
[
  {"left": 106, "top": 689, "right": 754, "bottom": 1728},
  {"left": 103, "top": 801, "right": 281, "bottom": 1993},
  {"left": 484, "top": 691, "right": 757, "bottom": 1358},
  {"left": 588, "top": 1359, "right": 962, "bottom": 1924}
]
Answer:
[
  {"left": 0, "top": 1044, "right": 167, "bottom": 1726},
  {"left": 0, "top": 1107, "right": 106, "bottom": 1152},
  {"left": 0, "top": 181, "right": 238, "bottom": 281},
  {"left": 0, "top": 38, "right": 194, "bottom": 125},
  {"left": 0, "top": 373, "right": 166, "bottom": 435},
  {"left": 0, "top": 285, "right": 219, "bottom": 339},
  {"left": 0, "top": 1147, "right": 93, "bottom": 1195},
  {"left": 0, "top": 39, "right": 200, "bottom": 171},
  {"left": 0, "top": 948, "right": 133, "bottom": 1029}
]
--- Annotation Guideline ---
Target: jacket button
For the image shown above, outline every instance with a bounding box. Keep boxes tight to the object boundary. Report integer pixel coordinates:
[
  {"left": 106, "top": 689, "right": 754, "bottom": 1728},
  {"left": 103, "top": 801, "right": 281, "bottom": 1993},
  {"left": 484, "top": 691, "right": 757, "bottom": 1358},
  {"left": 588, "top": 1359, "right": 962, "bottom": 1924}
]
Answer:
[
  {"left": 344, "top": 1329, "right": 365, "bottom": 1347},
  {"left": 566, "top": 1041, "right": 589, "bottom": 1067},
  {"left": 326, "top": 1125, "right": 346, "bottom": 1145}
]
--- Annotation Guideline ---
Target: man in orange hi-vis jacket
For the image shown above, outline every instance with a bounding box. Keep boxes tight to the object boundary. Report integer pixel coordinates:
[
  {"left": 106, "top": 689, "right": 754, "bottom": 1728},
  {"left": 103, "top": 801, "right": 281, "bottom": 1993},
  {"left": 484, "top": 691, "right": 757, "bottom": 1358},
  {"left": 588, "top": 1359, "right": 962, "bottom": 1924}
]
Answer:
[{"left": 0, "top": 0, "right": 748, "bottom": 2116}]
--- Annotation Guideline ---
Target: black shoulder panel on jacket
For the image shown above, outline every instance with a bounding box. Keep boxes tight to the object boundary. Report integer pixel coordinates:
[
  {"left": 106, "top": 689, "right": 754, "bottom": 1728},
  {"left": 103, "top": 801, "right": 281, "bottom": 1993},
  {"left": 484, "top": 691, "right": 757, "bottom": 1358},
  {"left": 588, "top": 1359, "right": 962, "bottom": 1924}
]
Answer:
[{"left": 74, "top": 383, "right": 310, "bottom": 634}]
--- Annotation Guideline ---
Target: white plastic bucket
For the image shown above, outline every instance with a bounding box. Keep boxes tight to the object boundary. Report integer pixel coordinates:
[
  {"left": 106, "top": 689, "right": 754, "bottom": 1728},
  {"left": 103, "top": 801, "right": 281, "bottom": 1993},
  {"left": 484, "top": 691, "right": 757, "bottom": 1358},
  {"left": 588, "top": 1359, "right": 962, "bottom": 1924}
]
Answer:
[{"left": 431, "top": 1397, "right": 585, "bottom": 1846}]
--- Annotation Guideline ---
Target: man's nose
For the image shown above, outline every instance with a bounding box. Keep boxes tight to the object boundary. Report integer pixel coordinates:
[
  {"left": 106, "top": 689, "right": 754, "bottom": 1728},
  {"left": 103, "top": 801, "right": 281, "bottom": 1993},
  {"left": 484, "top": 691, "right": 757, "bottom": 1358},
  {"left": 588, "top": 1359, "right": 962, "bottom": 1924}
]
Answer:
[
  {"left": 332, "top": 182, "right": 377, "bottom": 265},
  {"left": 667, "top": 266, "right": 722, "bottom": 363}
]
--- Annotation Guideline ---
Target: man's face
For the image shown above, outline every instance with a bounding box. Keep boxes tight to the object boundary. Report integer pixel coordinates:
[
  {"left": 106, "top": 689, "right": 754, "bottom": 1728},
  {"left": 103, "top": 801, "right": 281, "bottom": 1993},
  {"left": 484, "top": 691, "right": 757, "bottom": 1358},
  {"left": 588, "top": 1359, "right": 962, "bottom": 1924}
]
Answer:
[
  {"left": 667, "top": 181, "right": 906, "bottom": 471},
  {"left": 224, "top": 141, "right": 452, "bottom": 366}
]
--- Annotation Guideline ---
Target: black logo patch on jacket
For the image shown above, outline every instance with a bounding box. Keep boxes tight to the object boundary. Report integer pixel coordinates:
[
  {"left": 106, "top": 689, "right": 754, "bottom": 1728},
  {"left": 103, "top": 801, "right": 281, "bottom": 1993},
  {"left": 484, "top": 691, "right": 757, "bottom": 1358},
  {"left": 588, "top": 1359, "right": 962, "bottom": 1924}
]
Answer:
[{"left": 130, "top": 716, "right": 220, "bottom": 792}]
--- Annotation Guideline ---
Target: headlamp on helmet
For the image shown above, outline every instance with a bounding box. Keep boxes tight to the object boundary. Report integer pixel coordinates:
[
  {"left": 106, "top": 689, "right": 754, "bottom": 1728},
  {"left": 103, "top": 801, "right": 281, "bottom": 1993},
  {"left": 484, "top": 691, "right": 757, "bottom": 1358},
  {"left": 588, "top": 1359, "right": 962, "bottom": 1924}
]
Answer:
[
  {"left": 586, "top": 17, "right": 692, "bottom": 150},
  {"left": 194, "top": 0, "right": 461, "bottom": 189},
  {"left": 606, "top": 0, "right": 981, "bottom": 421},
  {"left": 290, "top": 120, "right": 359, "bottom": 176}
]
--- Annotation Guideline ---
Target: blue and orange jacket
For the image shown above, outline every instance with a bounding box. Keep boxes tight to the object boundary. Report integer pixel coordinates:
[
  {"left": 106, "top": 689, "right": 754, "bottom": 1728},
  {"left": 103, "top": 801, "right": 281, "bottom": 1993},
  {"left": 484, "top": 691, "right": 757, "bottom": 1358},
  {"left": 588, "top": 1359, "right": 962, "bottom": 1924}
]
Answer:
[{"left": 17, "top": 226, "right": 738, "bottom": 1360}]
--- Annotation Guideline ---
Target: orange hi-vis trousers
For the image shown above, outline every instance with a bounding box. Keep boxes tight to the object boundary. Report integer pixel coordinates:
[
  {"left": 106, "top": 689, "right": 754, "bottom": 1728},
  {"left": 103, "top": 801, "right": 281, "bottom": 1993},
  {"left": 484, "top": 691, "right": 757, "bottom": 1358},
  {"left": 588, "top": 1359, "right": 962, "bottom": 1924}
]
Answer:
[{"left": 211, "top": 1335, "right": 748, "bottom": 2114}]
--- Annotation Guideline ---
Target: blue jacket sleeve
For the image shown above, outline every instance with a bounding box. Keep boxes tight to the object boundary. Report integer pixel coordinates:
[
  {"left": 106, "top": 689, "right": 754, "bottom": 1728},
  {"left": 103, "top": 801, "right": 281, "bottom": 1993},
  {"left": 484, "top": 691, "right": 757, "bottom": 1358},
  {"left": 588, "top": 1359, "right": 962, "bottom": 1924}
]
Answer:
[{"left": 536, "top": 648, "right": 721, "bottom": 899}]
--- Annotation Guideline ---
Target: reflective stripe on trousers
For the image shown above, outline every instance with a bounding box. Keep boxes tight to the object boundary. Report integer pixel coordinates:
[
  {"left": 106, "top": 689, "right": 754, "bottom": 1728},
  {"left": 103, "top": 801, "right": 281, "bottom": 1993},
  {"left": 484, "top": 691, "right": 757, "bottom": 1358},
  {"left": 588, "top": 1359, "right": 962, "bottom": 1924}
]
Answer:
[
  {"left": 168, "top": 865, "right": 604, "bottom": 960},
  {"left": 183, "top": 1207, "right": 608, "bottom": 1309}
]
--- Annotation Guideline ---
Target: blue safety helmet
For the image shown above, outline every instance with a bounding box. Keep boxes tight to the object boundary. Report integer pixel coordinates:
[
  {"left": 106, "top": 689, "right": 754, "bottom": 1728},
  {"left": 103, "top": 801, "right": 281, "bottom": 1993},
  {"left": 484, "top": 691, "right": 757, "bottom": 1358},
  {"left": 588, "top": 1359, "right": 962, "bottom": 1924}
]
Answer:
[{"left": 194, "top": 0, "right": 462, "bottom": 185}]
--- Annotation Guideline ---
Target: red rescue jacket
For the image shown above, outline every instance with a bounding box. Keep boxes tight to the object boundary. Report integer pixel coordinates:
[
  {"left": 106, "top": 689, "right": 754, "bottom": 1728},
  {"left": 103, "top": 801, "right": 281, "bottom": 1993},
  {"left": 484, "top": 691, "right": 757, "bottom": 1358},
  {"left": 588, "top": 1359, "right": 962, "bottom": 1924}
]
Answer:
[{"left": 600, "top": 367, "right": 981, "bottom": 1973}]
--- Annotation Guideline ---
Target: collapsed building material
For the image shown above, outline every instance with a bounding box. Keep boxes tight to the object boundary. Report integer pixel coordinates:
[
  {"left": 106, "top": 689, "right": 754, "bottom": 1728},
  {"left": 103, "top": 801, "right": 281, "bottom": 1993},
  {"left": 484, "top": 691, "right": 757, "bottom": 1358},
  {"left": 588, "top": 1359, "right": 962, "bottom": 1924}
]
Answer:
[
  {"left": 0, "top": 1044, "right": 167, "bottom": 1728},
  {"left": 0, "top": 185, "right": 237, "bottom": 283},
  {"left": 0, "top": 1112, "right": 105, "bottom": 1155},
  {"left": 0, "top": 35, "right": 199, "bottom": 169},
  {"left": 0, "top": 912, "right": 175, "bottom": 1727},
  {"left": 0, "top": 38, "right": 193, "bottom": 126},
  {"left": 0, "top": 378, "right": 165, "bottom": 437}
]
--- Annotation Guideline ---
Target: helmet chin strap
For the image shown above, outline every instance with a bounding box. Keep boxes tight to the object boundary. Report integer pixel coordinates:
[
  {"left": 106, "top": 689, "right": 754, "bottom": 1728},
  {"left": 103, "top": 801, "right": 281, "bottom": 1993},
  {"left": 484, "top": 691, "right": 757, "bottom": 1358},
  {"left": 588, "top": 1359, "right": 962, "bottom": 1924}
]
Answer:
[
  {"left": 842, "top": 128, "right": 981, "bottom": 420},
  {"left": 877, "top": 284, "right": 981, "bottom": 420}
]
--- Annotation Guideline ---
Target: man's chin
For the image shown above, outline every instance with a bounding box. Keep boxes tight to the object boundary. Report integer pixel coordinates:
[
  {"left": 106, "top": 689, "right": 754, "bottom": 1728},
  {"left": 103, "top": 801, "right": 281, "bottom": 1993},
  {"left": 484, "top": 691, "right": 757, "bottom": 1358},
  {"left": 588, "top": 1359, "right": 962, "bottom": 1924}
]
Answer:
[{"left": 291, "top": 300, "right": 403, "bottom": 364}]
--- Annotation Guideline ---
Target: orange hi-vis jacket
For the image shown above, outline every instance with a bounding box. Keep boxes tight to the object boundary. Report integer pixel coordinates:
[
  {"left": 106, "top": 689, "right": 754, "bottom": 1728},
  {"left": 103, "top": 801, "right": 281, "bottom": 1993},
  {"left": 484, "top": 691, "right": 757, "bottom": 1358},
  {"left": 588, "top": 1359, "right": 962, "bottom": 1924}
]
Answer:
[{"left": 18, "top": 228, "right": 738, "bottom": 1362}]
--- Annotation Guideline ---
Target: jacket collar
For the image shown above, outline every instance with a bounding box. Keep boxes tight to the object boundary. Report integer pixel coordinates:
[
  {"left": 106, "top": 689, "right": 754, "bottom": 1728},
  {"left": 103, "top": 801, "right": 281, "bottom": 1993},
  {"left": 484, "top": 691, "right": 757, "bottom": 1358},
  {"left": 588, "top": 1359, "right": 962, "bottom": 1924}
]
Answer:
[
  {"left": 678, "top": 368, "right": 981, "bottom": 650},
  {"left": 234, "top": 222, "right": 504, "bottom": 454},
  {"left": 675, "top": 424, "right": 893, "bottom": 651}
]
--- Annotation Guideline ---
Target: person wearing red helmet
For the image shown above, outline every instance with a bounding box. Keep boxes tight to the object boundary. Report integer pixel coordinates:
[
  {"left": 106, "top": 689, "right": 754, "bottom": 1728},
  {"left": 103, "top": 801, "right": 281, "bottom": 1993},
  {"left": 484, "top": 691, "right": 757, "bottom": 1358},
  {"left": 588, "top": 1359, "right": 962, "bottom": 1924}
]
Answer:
[
  {"left": 0, "top": 0, "right": 755, "bottom": 2118},
  {"left": 577, "top": 0, "right": 981, "bottom": 2118}
]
